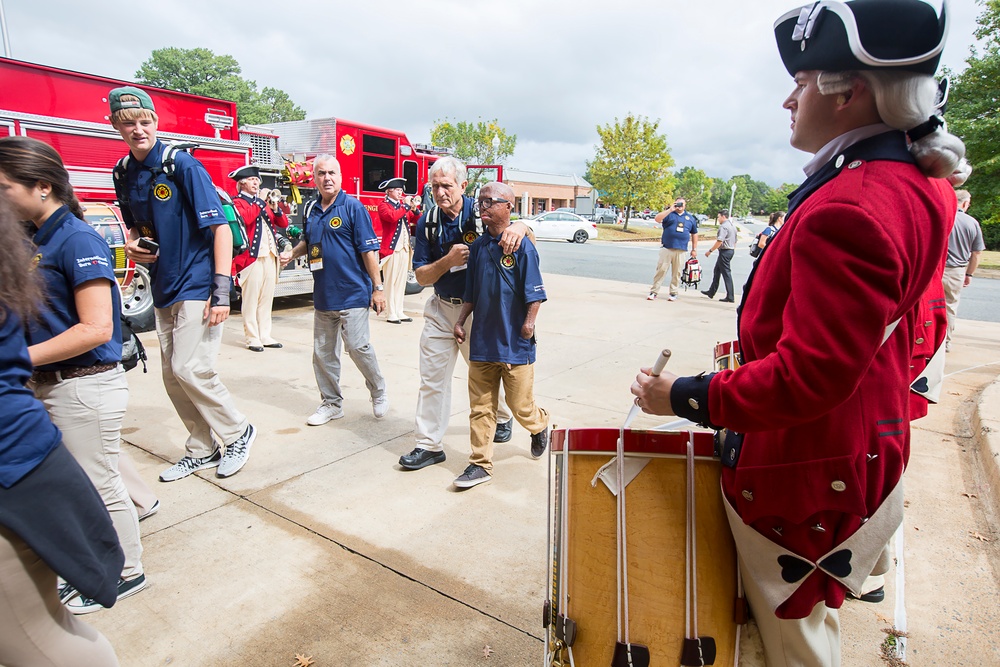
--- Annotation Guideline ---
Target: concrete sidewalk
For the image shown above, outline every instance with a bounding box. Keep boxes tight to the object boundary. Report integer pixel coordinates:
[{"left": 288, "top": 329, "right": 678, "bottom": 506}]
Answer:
[{"left": 89, "top": 271, "right": 1000, "bottom": 666}]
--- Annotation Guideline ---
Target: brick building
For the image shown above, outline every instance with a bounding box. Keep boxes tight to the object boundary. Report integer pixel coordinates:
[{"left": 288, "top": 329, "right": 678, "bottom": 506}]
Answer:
[{"left": 503, "top": 168, "right": 592, "bottom": 217}]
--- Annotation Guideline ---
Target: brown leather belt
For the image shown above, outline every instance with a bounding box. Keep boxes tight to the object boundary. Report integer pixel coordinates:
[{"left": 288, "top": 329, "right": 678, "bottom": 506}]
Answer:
[
  {"left": 437, "top": 294, "right": 464, "bottom": 305},
  {"left": 31, "top": 362, "right": 119, "bottom": 385}
]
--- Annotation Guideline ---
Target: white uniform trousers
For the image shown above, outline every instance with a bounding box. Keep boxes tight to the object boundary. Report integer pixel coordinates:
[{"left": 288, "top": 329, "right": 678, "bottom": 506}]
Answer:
[
  {"left": 383, "top": 249, "right": 409, "bottom": 322},
  {"left": 155, "top": 301, "right": 248, "bottom": 458},
  {"left": 239, "top": 254, "right": 280, "bottom": 348},
  {"left": 414, "top": 295, "right": 512, "bottom": 452}
]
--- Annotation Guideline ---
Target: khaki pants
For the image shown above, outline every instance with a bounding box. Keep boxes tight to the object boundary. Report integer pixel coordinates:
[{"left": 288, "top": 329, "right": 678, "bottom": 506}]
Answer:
[
  {"left": 33, "top": 367, "right": 143, "bottom": 580},
  {"left": 155, "top": 301, "right": 248, "bottom": 458},
  {"left": 118, "top": 450, "right": 158, "bottom": 517},
  {"left": 238, "top": 254, "right": 279, "bottom": 348},
  {"left": 0, "top": 525, "right": 120, "bottom": 667},
  {"left": 649, "top": 247, "right": 687, "bottom": 296},
  {"left": 467, "top": 361, "right": 548, "bottom": 472},
  {"left": 741, "top": 559, "right": 841, "bottom": 667},
  {"left": 383, "top": 249, "right": 409, "bottom": 321},
  {"left": 942, "top": 265, "right": 966, "bottom": 350},
  {"left": 414, "top": 296, "right": 511, "bottom": 451}
]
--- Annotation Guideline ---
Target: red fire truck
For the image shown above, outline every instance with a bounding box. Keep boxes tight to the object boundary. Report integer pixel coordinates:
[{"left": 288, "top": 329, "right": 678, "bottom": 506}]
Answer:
[{"left": 0, "top": 57, "right": 503, "bottom": 330}]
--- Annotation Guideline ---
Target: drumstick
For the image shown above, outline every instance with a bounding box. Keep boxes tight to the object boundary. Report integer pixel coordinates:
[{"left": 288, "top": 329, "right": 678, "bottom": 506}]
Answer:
[{"left": 649, "top": 349, "right": 672, "bottom": 376}]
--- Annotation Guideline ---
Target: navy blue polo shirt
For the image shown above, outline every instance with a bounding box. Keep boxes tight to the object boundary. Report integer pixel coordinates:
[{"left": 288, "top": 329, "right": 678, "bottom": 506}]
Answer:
[
  {"left": 412, "top": 196, "right": 477, "bottom": 300},
  {"left": 28, "top": 207, "right": 122, "bottom": 372},
  {"left": 661, "top": 211, "right": 698, "bottom": 250},
  {"left": 121, "top": 140, "right": 226, "bottom": 308},
  {"left": 463, "top": 232, "right": 546, "bottom": 365},
  {"left": 304, "top": 190, "right": 380, "bottom": 311},
  {"left": 0, "top": 308, "right": 61, "bottom": 488}
]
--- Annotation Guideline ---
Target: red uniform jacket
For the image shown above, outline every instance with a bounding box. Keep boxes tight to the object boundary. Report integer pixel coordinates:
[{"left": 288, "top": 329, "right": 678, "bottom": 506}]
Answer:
[
  {"left": 674, "top": 132, "right": 955, "bottom": 618},
  {"left": 376, "top": 198, "right": 419, "bottom": 259},
  {"left": 231, "top": 194, "right": 289, "bottom": 276}
]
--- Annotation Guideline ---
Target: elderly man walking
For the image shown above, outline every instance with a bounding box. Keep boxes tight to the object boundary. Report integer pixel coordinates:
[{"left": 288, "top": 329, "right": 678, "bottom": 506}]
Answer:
[
  {"left": 286, "top": 155, "right": 389, "bottom": 424},
  {"left": 942, "top": 189, "right": 985, "bottom": 351}
]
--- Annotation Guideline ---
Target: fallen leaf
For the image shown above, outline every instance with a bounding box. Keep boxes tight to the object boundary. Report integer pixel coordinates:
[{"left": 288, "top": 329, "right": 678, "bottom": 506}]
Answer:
[
  {"left": 970, "top": 532, "right": 991, "bottom": 543},
  {"left": 963, "top": 493, "right": 978, "bottom": 499},
  {"left": 876, "top": 612, "right": 892, "bottom": 624},
  {"left": 483, "top": 644, "right": 495, "bottom": 659},
  {"left": 914, "top": 526, "right": 920, "bottom": 531},
  {"left": 294, "top": 654, "right": 315, "bottom": 667}
]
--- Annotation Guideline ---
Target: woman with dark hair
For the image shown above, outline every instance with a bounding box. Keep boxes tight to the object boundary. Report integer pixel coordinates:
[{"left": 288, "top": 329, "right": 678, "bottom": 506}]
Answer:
[
  {"left": 0, "top": 193, "right": 123, "bottom": 665},
  {"left": 756, "top": 210, "right": 785, "bottom": 252},
  {"left": 0, "top": 135, "right": 146, "bottom": 614}
]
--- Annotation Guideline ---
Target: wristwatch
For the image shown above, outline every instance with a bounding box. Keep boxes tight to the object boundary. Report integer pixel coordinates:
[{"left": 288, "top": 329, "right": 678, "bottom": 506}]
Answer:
[{"left": 374, "top": 285, "right": 384, "bottom": 291}]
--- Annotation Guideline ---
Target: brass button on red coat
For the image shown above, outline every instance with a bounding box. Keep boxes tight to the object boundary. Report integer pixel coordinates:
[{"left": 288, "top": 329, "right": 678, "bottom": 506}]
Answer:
[
  {"left": 742, "top": 490, "right": 753, "bottom": 501},
  {"left": 831, "top": 480, "right": 847, "bottom": 492},
  {"left": 915, "top": 337, "right": 925, "bottom": 344}
]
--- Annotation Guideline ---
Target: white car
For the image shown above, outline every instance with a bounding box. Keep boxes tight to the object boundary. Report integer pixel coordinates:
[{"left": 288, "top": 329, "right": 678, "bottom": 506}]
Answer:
[{"left": 525, "top": 211, "right": 598, "bottom": 244}]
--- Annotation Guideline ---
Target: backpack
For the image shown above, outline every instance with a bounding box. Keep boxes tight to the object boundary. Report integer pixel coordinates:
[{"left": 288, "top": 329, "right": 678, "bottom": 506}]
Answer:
[
  {"left": 749, "top": 226, "right": 775, "bottom": 258},
  {"left": 681, "top": 256, "right": 702, "bottom": 288},
  {"left": 422, "top": 199, "right": 483, "bottom": 258},
  {"left": 112, "top": 142, "right": 248, "bottom": 255},
  {"left": 120, "top": 315, "right": 147, "bottom": 373}
]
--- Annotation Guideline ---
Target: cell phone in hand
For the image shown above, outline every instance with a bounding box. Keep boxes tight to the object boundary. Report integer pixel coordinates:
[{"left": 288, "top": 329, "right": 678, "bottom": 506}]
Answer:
[{"left": 137, "top": 238, "right": 159, "bottom": 253}]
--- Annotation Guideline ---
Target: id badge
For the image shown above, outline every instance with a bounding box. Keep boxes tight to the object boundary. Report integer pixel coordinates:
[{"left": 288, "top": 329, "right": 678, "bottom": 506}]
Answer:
[
  {"left": 308, "top": 242, "right": 324, "bottom": 272},
  {"left": 676, "top": 222, "right": 685, "bottom": 232}
]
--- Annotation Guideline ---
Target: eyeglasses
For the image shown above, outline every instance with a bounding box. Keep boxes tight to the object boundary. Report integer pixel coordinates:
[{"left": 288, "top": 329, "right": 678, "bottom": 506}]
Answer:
[{"left": 474, "top": 197, "right": 510, "bottom": 212}]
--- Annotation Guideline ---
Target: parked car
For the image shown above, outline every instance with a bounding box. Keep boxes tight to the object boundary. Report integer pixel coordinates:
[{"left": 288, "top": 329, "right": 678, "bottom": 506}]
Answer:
[
  {"left": 81, "top": 202, "right": 156, "bottom": 333},
  {"left": 525, "top": 211, "right": 598, "bottom": 243},
  {"left": 592, "top": 208, "right": 619, "bottom": 224}
]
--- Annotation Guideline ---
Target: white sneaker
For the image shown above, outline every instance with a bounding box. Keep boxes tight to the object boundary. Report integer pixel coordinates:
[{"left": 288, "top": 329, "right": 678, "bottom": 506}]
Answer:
[
  {"left": 158, "top": 449, "right": 221, "bottom": 482},
  {"left": 217, "top": 424, "right": 255, "bottom": 478},
  {"left": 647, "top": 293, "right": 657, "bottom": 300},
  {"left": 372, "top": 394, "right": 389, "bottom": 419},
  {"left": 667, "top": 294, "right": 678, "bottom": 301},
  {"left": 307, "top": 402, "right": 344, "bottom": 426}
]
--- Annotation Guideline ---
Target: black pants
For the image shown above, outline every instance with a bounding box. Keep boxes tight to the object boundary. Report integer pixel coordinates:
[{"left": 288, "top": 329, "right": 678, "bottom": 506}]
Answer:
[{"left": 706, "top": 248, "right": 734, "bottom": 299}]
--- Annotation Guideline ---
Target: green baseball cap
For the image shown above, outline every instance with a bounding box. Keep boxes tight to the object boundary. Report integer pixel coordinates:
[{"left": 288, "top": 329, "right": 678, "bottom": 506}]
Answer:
[{"left": 108, "top": 86, "right": 155, "bottom": 113}]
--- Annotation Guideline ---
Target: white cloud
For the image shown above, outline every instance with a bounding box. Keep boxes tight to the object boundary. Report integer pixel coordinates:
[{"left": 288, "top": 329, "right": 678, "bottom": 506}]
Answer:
[{"left": 3, "top": 0, "right": 980, "bottom": 187}]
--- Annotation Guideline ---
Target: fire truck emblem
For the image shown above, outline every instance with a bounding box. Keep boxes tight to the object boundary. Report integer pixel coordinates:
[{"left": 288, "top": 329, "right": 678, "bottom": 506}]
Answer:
[
  {"left": 329, "top": 217, "right": 343, "bottom": 229},
  {"left": 463, "top": 231, "right": 478, "bottom": 244},
  {"left": 153, "top": 184, "right": 172, "bottom": 201},
  {"left": 340, "top": 134, "right": 356, "bottom": 156},
  {"left": 500, "top": 254, "right": 515, "bottom": 269}
]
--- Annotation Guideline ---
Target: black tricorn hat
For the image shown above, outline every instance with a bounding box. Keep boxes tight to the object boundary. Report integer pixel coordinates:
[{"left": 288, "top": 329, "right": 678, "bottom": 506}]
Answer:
[
  {"left": 774, "top": 0, "right": 948, "bottom": 76},
  {"left": 228, "top": 165, "right": 261, "bottom": 182},
  {"left": 378, "top": 177, "right": 407, "bottom": 191}
]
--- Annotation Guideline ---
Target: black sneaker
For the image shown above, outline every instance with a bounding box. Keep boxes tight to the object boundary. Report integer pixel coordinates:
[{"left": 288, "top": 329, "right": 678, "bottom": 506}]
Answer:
[
  {"left": 66, "top": 574, "right": 147, "bottom": 615},
  {"left": 454, "top": 464, "right": 492, "bottom": 489},
  {"left": 398, "top": 447, "right": 446, "bottom": 470},
  {"left": 58, "top": 580, "right": 80, "bottom": 604},
  {"left": 493, "top": 418, "right": 513, "bottom": 443},
  {"left": 530, "top": 428, "right": 549, "bottom": 459}
]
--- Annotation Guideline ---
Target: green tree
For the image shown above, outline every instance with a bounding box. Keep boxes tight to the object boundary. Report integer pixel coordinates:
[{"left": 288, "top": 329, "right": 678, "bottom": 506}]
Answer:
[
  {"left": 947, "top": 0, "right": 1000, "bottom": 247},
  {"left": 765, "top": 183, "right": 799, "bottom": 213},
  {"left": 430, "top": 118, "right": 516, "bottom": 193},
  {"left": 673, "top": 167, "right": 714, "bottom": 215},
  {"left": 587, "top": 114, "right": 675, "bottom": 231},
  {"left": 135, "top": 47, "right": 305, "bottom": 126}
]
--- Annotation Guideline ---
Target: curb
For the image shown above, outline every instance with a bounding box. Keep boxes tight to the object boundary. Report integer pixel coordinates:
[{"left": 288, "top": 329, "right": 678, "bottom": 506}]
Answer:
[{"left": 974, "top": 378, "right": 1000, "bottom": 518}]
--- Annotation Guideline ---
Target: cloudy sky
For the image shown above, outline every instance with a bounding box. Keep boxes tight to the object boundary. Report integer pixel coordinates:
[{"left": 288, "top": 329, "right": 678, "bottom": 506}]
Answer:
[{"left": 3, "top": 0, "right": 980, "bottom": 187}]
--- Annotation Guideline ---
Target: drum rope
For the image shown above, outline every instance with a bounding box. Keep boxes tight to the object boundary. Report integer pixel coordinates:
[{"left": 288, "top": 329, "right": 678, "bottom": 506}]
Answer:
[{"left": 685, "top": 431, "right": 699, "bottom": 641}]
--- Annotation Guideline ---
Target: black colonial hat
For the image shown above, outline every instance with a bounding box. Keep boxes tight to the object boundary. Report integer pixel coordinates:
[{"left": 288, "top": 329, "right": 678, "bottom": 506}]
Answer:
[
  {"left": 228, "top": 165, "right": 261, "bottom": 181},
  {"left": 774, "top": 0, "right": 948, "bottom": 76},
  {"left": 378, "top": 177, "right": 407, "bottom": 191}
]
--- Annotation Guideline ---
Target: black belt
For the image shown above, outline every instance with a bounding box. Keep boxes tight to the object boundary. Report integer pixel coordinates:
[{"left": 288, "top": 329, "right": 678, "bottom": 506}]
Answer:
[
  {"left": 31, "top": 362, "right": 119, "bottom": 385},
  {"left": 437, "top": 294, "right": 464, "bottom": 305}
]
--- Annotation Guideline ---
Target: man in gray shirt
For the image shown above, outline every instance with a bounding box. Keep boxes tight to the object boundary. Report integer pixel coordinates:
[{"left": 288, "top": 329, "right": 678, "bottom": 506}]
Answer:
[
  {"left": 942, "top": 190, "right": 985, "bottom": 351},
  {"left": 701, "top": 209, "right": 737, "bottom": 303}
]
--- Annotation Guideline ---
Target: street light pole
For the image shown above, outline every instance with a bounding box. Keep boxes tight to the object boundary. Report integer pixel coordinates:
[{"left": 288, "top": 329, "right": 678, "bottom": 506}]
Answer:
[
  {"left": 728, "top": 183, "right": 737, "bottom": 218},
  {"left": 0, "top": 0, "right": 12, "bottom": 58}
]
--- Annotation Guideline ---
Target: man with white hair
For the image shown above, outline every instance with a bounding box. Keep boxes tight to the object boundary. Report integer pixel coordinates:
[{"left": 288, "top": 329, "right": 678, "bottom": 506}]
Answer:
[
  {"left": 942, "top": 189, "right": 985, "bottom": 351},
  {"left": 286, "top": 155, "right": 388, "bottom": 424},
  {"left": 397, "top": 157, "right": 529, "bottom": 472},
  {"left": 631, "top": 1, "right": 966, "bottom": 663}
]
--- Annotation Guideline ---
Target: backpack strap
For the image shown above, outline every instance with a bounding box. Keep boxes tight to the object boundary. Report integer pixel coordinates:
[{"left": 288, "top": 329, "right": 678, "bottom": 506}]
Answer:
[
  {"left": 424, "top": 205, "right": 442, "bottom": 257},
  {"left": 302, "top": 197, "right": 320, "bottom": 246},
  {"left": 112, "top": 155, "right": 135, "bottom": 227}
]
